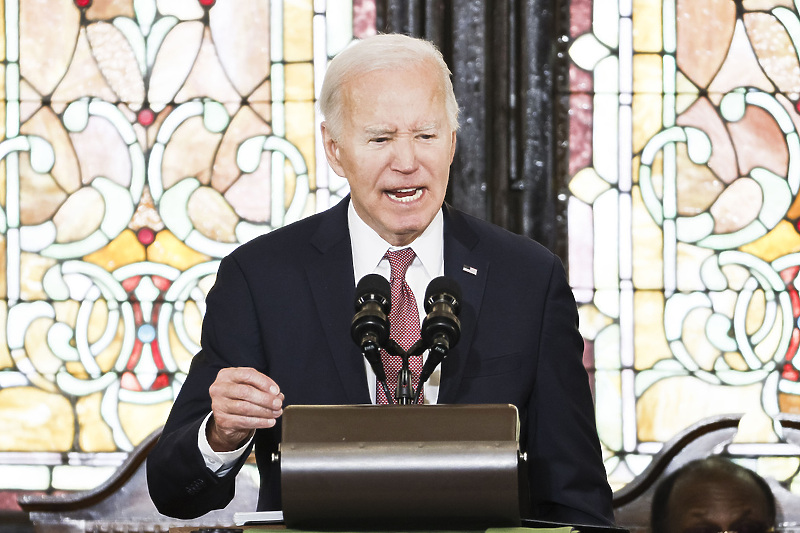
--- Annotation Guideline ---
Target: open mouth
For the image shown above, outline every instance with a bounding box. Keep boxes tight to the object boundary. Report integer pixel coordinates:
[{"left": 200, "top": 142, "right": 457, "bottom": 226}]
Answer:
[{"left": 387, "top": 188, "right": 423, "bottom": 202}]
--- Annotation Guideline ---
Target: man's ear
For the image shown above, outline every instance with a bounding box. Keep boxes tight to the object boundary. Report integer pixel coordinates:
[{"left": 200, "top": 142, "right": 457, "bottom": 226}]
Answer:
[
  {"left": 321, "top": 122, "right": 346, "bottom": 177},
  {"left": 449, "top": 130, "right": 457, "bottom": 164}
]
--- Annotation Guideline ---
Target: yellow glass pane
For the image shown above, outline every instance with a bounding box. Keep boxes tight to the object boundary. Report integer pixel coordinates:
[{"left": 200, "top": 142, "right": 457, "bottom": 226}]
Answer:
[
  {"left": 631, "top": 185, "right": 664, "bottom": 290},
  {"left": 84, "top": 230, "right": 147, "bottom": 271},
  {"left": 632, "top": 93, "right": 663, "bottom": 154},
  {"left": 146, "top": 230, "right": 211, "bottom": 270},
  {"left": 19, "top": 253, "right": 56, "bottom": 301},
  {"left": 578, "top": 303, "right": 614, "bottom": 341},
  {"left": 88, "top": 302, "right": 124, "bottom": 374},
  {"left": 676, "top": 242, "right": 714, "bottom": 292},
  {"left": 0, "top": 0, "right": 5, "bottom": 62},
  {"left": 680, "top": 307, "right": 720, "bottom": 370},
  {"left": 285, "top": 63, "right": 314, "bottom": 102},
  {"left": 285, "top": 101, "right": 316, "bottom": 189},
  {"left": 632, "top": 54, "right": 662, "bottom": 94},
  {"left": 76, "top": 392, "right": 115, "bottom": 452},
  {"left": 119, "top": 401, "right": 172, "bottom": 446},
  {"left": 284, "top": 0, "right": 314, "bottom": 62},
  {"left": 633, "top": 290, "right": 669, "bottom": 370},
  {"left": 675, "top": 145, "right": 724, "bottom": 218},
  {"left": 0, "top": 387, "right": 74, "bottom": 451},
  {"left": 53, "top": 301, "right": 79, "bottom": 332},
  {"left": 632, "top": 0, "right": 662, "bottom": 53},
  {"left": 0, "top": 238, "right": 6, "bottom": 299},
  {"left": 637, "top": 379, "right": 763, "bottom": 441},
  {"left": 741, "top": 220, "right": 800, "bottom": 262},
  {"left": 25, "top": 316, "right": 62, "bottom": 378}
]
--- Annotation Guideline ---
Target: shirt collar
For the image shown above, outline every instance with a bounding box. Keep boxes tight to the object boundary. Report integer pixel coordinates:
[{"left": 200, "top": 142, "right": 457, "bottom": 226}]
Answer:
[{"left": 348, "top": 200, "right": 444, "bottom": 281}]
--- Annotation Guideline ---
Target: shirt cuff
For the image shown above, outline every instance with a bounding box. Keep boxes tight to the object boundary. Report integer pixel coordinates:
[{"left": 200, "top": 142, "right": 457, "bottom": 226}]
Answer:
[{"left": 198, "top": 412, "right": 253, "bottom": 477}]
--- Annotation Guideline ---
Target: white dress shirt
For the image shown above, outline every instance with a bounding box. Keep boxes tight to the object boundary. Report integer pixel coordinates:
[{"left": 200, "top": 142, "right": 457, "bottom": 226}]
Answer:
[
  {"left": 348, "top": 201, "right": 444, "bottom": 404},
  {"left": 199, "top": 200, "right": 446, "bottom": 474}
]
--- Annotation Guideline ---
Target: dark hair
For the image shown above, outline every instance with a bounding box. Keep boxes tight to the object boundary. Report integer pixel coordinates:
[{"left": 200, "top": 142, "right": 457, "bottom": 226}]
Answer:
[{"left": 651, "top": 456, "right": 777, "bottom": 533}]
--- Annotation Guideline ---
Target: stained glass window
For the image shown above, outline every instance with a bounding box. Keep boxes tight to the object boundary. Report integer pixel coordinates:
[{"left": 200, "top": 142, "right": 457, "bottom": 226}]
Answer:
[
  {"left": 0, "top": 0, "right": 375, "bottom": 503},
  {"left": 6, "top": 0, "right": 800, "bottom": 511},
  {"left": 568, "top": 0, "right": 800, "bottom": 492}
]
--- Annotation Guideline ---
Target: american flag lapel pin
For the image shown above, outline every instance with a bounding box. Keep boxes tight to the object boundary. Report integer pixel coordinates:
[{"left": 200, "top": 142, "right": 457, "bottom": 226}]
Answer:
[{"left": 463, "top": 265, "right": 478, "bottom": 276}]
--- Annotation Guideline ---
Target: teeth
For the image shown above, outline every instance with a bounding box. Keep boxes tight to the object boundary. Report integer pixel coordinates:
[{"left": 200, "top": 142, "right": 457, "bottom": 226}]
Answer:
[{"left": 387, "top": 188, "right": 423, "bottom": 202}]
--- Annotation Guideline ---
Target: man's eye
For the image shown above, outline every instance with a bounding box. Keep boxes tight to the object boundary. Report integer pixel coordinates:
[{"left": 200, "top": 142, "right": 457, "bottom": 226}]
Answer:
[
  {"left": 371, "top": 137, "right": 389, "bottom": 143},
  {"left": 419, "top": 134, "right": 435, "bottom": 140}
]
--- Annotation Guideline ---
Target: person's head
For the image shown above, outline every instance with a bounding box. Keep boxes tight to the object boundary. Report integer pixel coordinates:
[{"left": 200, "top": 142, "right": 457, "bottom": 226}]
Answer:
[
  {"left": 319, "top": 34, "right": 459, "bottom": 247},
  {"left": 651, "top": 457, "right": 776, "bottom": 533}
]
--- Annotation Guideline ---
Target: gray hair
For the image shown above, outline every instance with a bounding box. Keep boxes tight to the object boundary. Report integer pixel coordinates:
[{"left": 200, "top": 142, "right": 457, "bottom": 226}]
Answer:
[{"left": 319, "top": 33, "right": 460, "bottom": 141}]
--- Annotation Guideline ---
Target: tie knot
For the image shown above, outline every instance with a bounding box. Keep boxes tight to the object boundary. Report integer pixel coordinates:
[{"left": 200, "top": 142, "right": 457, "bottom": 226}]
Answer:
[{"left": 385, "top": 248, "right": 416, "bottom": 280}]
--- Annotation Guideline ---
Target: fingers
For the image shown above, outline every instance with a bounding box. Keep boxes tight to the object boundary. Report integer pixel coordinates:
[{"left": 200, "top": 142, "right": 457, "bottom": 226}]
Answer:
[{"left": 208, "top": 367, "right": 285, "bottom": 449}]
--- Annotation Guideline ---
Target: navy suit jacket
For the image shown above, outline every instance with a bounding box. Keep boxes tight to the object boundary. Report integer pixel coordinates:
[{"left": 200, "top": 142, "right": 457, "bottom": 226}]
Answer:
[{"left": 147, "top": 198, "right": 614, "bottom": 525}]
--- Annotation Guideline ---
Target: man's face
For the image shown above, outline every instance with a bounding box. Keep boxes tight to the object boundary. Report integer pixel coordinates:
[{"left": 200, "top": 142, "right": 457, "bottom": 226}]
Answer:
[
  {"left": 321, "top": 62, "right": 457, "bottom": 247},
  {"left": 666, "top": 470, "right": 773, "bottom": 533}
]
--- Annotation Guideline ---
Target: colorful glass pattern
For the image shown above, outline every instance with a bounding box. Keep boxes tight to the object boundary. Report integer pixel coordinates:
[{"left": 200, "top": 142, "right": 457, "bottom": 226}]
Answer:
[
  {"left": 0, "top": 0, "right": 376, "bottom": 501},
  {"left": 568, "top": 0, "right": 800, "bottom": 492}
]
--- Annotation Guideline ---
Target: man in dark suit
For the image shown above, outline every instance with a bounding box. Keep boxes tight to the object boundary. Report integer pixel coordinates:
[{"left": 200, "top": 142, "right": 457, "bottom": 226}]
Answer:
[{"left": 147, "top": 33, "right": 614, "bottom": 525}]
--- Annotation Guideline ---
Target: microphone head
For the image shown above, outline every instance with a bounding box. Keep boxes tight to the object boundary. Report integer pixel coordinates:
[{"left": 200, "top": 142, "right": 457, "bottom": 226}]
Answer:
[
  {"left": 424, "top": 276, "right": 461, "bottom": 314},
  {"left": 354, "top": 273, "right": 391, "bottom": 313}
]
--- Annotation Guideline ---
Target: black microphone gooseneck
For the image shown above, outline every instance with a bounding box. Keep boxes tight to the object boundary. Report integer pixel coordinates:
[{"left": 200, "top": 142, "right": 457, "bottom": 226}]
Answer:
[
  {"left": 415, "top": 276, "right": 462, "bottom": 404},
  {"left": 351, "top": 274, "right": 394, "bottom": 403}
]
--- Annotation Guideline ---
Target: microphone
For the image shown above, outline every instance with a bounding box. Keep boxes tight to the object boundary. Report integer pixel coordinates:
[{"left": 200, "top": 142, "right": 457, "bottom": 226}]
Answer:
[
  {"left": 419, "top": 276, "right": 462, "bottom": 386},
  {"left": 351, "top": 274, "right": 391, "bottom": 382}
]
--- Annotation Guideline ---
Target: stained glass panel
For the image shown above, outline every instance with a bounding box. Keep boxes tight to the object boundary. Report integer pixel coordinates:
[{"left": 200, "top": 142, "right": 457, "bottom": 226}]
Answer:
[
  {"left": 0, "top": 0, "right": 374, "bottom": 503},
  {"left": 568, "top": 0, "right": 800, "bottom": 492}
]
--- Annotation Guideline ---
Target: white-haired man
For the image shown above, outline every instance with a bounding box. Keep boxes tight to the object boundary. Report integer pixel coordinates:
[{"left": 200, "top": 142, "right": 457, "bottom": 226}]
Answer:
[{"left": 147, "top": 33, "right": 614, "bottom": 526}]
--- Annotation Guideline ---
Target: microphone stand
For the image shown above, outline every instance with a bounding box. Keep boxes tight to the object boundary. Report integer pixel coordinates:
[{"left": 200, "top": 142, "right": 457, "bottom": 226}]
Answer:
[{"left": 385, "top": 339, "right": 428, "bottom": 405}]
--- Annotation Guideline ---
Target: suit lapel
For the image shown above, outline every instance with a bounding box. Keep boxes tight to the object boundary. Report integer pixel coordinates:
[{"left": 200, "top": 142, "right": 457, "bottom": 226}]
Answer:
[
  {"left": 438, "top": 204, "right": 489, "bottom": 403},
  {"left": 305, "top": 198, "right": 372, "bottom": 404}
]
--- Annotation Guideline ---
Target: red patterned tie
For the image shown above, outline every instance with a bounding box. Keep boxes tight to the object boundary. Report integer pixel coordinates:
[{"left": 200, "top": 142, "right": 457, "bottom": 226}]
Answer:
[{"left": 377, "top": 248, "right": 423, "bottom": 404}]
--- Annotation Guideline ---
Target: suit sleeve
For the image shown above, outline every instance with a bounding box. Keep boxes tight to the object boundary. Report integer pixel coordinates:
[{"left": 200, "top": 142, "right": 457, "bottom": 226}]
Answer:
[
  {"left": 526, "top": 256, "right": 615, "bottom": 525},
  {"left": 147, "top": 254, "right": 269, "bottom": 519}
]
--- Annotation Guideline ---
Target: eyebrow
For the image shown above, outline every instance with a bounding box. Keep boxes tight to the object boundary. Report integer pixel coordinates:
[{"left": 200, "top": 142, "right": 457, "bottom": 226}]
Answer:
[
  {"left": 364, "top": 126, "right": 396, "bottom": 136},
  {"left": 363, "top": 123, "right": 440, "bottom": 136}
]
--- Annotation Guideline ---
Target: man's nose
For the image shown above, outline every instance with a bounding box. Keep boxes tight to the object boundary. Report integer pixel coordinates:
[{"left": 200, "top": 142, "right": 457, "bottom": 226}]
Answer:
[{"left": 390, "top": 139, "right": 418, "bottom": 173}]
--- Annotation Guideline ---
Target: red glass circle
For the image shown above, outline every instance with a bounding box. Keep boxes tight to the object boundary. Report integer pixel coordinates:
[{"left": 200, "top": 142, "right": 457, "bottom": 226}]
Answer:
[
  {"left": 138, "top": 108, "right": 155, "bottom": 126},
  {"left": 74, "top": 0, "right": 92, "bottom": 7},
  {"left": 198, "top": 0, "right": 215, "bottom": 6},
  {"left": 137, "top": 227, "right": 156, "bottom": 246}
]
